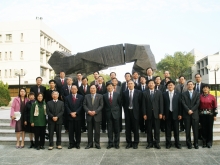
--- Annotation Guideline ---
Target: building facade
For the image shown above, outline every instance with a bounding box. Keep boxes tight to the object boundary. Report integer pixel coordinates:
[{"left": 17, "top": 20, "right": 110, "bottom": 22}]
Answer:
[{"left": 0, "top": 20, "right": 71, "bottom": 96}]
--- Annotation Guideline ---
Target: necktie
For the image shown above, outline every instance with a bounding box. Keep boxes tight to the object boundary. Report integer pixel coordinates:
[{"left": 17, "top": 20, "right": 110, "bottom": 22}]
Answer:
[
  {"left": 38, "top": 87, "right": 40, "bottom": 93},
  {"left": 72, "top": 94, "right": 76, "bottom": 103},
  {"left": 181, "top": 85, "right": 183, "bottom": 93},
  {"left": 196, "top": 84, "right": 200, "bottom": 93},
  {"left": 189, "top": 92, "right": 192, "bottom": 99},
  {"left": 84, "top": 86, "right": 86, "bottom": 93},
  {"left": 150, "top": 90, "right": 154, "bottom": 100},
  {"left": 91, "top": 94, "right": 94, "bottom": 105},
  {"left": 61, "top": 79, "right": 64, "bottom": 85},
  {"left": 68, "top": 86, "right": 71, "bottom": 94},
  {"left": 109, "top": 93, "right": 112, "bottom": 105},
  {"left": 95, "top": 81, "right": 97, "bottom": 85},
  {"left": 129, "top": 91, "right": 133, "bottom": 109},
  {"left": 142, "top": 86, "right": 144, "bottom": 91},
  {"left": 114, "top": 87, "right": 116, "bottom": 92},
  {"left": 169, "top": 92, "right": 173, "bottom": 112}
]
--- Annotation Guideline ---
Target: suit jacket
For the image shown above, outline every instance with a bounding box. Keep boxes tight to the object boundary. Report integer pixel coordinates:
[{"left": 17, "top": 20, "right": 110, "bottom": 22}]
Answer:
[
  {"left": 61, "top": 85, "right": 72, "bottom": 102},
  {"left": 103, "top": 92, "right": 121, "bottom": 120},
  {"left": 163, "top": 91, "right": 182, "bottom": 120},
  {"left": 55, "top": 78, "right": 67, "bottom": 92},
  {"left": 73, "top": 80, "right": 82, "bottom": 88},
  {"left": 96, "top": 84, "right": 107, "bottom": 95},
  {"left": 175, "top": 83, "right": 188, "bottom": 93},
  {"left": 90, "top": 80, "right": 105, "bottom": 86},
  {"left": 155, "top": 84, "right": 166, "bottom": 93},
  {"left": 137, "top": 84, "right": 148, "bottom": 92},
  {"left": 46, "top": 100, "right": 64, "bottom": 124},
  {"left": 193, "top": 82, "right": 205, "bottom": 94},
  {"left": 122, "top": 89, "right": 142, "bottom": 120},
  {"left": 142, "top": 89, "right": 163, "bottom": 119},
  {"left": 106, "top": 80, "right": 122, "bottom": 86},
  {"left": 113, "top": 86, "right": 121, "bottom": 95},
  {"left": 121, "top": 81, "right": 138, "bottom": 93},
  {"left": 77, "top": 85, "right": 90, "bottom": 96},
  {"left": 45, "top": 89, "right": 61, "bottom": 103},
  {"left": 161, "top": 78, "right": 172, "bottom": 86},
  {"left": 65, "top": 94, "right": 83, "bottom": 120},
  {"left": 83, "top": 94, "right": 103, "bottom": 122},
  {"left": 146, "top": 76, "right": 155, "bottom": 81},
  {"left": 181, "top": 91, "right": 200, "bottom": 119},
  {"left": 30, "top": 85, "right": 46, "bottom": 99}
]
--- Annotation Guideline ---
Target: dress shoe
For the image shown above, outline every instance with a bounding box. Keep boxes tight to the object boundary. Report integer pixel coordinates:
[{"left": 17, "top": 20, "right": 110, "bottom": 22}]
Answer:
[
  {"left": 194, "top": 145, "right": 199, "bottom": 149},
  {"left": 175, "top": 144, "right": 182, "bottom": 149},
  {"left": 179, "top": 128, "right": 185, "bottom": 132},
  {"left": 76, "top": 145, "right": 80, "bottom": 149},
  {"left": 68, "top": 145, "right": 74, "bottom": 149},
  {"left": 207, "top": 144, "right": 212, "bottom": 148},
  {"left": 161, "top": 129, "right": 165, "bottom": 132},
  {"left": 187, "top": 145, "right": 192, "bottom": 149},
  {"left": 166, "top": 144, "right": 171, "bottom": 149},
  {"left": 126, "top": 144, "right": 132, "bottom": 149},
  {"left": 36, "top": 146, "right": 40, "bottom": 150},
  {"left": 81, "top": 129, "right": 86, "bottom": 133},
  {"left": 115, "top": 146, "right": 120, "bottom": 149},
  {"left": 48, "top": 146, "right": 53, "bottom": 150},
  {"left": 202, "top": 144, "right": 207, "bottom": 148},
  {"left": 40, "top": 146, "right": 45, "bottom": 149},
  {"left": 57, "top": 145, "right": 62, "bottom": 149},
  {"left": 133, "top": 144, "right": 138, "bottom": 149},
  {"left": 95, "top": 145, "right": 101, "bottom": 149},
  {"left": 107, "top": 145, "right": 113, "bottom": 149},
  {"left": 102, "top": 130, "right": 106, "bottom": 133},
  {"left": 154, "top": 144, "right": 161, "bottom": 149},
  {"left": 85, "top": 145, "right": 93, "bottom": 149},
  {"left": 146, "top": 143, "right": 153, "bottom": 149}
]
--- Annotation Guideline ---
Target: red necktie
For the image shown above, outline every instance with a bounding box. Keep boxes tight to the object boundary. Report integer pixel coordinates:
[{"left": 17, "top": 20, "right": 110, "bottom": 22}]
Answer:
[
  {"left": 109, "top": 93, "right": 112, "bottom": 105},
  {"left": 61, "top": 79, "right": 64, "bottom": 85},
  {"left": 72, "top": 95, "right": 76, "bottom": 103}
]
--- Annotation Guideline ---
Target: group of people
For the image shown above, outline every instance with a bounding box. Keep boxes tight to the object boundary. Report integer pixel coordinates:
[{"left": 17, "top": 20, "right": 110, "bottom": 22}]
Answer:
[{"left": 10, "top": 67, "right": 218, "bottom": 150}]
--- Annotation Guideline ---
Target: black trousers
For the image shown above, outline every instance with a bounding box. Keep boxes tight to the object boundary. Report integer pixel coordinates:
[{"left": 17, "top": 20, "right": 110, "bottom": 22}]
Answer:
[
  {"left": 64, "top": 107, "right": 69, "bottom": 131},
  {"left": 119, "top": 107, "right": 123, "bottom": 131},
  {"left": 87, "top": 117, "right": 101, "bottom": 147},
  {"left": 107, "top": 114, "right": 120, "bottom": 146},
  {"left": 48, "top": 123, "right": 62, "bottom": 146},
  {"left": 184, "top": 116, "right": 199, "bottom": 145},
  {"left": 125, "top": 109, "right": 139, "bottom": 145},
  {"left": 80, "top": 108, "right": 86, "bottom": 130},
  {"left": 165, "top": 111, "right": 180, "bottom": 145},
  {"left": 147, "top": 114, "right": 160, "bottom": 144},
  {"left": 139, "top": 110, "right": 145, "bottom": 132},
  {"left": 200, "top": 115, "right": 214, "bottom": 145},
  {"left": 34, "top": 126, "right": 46, "bottom": 147},
  {"left": 69, "top": 120, "right": 81, "bottom": 146},
  {"left": 102, "top": 108, "right": 107, "bottom": 131}
]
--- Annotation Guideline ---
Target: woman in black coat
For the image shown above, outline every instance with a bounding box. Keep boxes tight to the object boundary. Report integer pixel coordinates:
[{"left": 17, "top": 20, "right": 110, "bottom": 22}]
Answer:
[{"left": 24, "top": 92, "right": 35, "bottom": 148}]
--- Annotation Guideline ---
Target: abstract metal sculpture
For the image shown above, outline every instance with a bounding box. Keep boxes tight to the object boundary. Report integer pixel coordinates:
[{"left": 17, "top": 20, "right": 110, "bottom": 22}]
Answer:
[{"left": 48, "top": 43, "right": 156, "bottom": 75}]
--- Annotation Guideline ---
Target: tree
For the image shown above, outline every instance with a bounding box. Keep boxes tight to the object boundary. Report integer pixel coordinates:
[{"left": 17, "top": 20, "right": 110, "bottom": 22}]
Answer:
[
  {"left": 157, "top": 52, "right": 194, "bottom": 80},
  {"left": 87, "top": 73, "right": 111, "bottom": 85},
  {"left": 0, "top": 81, "right": 11, "bottom": 106}
]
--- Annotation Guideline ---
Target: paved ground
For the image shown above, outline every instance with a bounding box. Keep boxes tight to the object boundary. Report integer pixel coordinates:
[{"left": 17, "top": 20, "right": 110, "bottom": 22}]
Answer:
[{"left": 0, "top": 144, "right": 220, "bottom": 165}]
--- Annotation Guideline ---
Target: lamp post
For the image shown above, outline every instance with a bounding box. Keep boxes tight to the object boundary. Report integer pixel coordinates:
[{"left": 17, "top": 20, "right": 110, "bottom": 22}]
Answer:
[
  {"left": 206, "top": 64, "right": 220, "bottom": 102},
  {"left": 15, "top": 70, "right": 26, "bottom": 91}
]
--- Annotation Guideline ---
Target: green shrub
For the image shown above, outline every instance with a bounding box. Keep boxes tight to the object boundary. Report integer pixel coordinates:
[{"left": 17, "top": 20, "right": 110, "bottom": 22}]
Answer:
[{"left": 0, "top": 81, "right": 11, "bottom": 106}]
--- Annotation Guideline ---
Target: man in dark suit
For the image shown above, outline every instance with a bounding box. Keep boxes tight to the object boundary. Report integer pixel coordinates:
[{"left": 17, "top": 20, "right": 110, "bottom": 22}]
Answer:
[
  {"left": 175, "top": 76, "right": 188, "bottom": 132},
  {"left": 122, "top": 80, "right": 142, "bottom": 149},
  {"left": 77, "top": 77, "right": 90, "bottom": 132},
  {"left": 132, "top": 71, "right": 140, "bottom": 86},
  {"left": 30, "top": 77, "right": 46, "bottom": 99},
  {"left": 65, "top": 85, "right": 83, "bottom": 149},
  {"left": 182, "top": 80, "right": 200, "bottom": 149},
  {"left": 45, "top": 80, "right": 60, "bottom": 103},
  {"left": 83, "top": 85, "right": 103, "bottom": 149},
  {"left": 163, "top": 81, "right": 182, "bottom": 149},
  {"left": 142, "top": 79, "right": 163, "bottom": 149},
  {"left": 161, "top": 71, "right": 171, "bottom": 86},
  {"left": 145, "top": 67, "right": 155, "bottom": 81},
  {"left": 90, "top": 71, "right": 100, "bottom": 86},
  {"left": 73, "top": 72, "right": 82, "bottom": 88},
  {"left": 61, "top": 77, "right": 73, "bottom": 132},
  {"left": 106, "top": 72, "right": 121, "bottom": 86},
  {"left": 55, "top": 71, "right": 67, "bottom": 93},
  {"left": 103, "top": 83, "right": 121, "bottom": 149},
  {"left": 194, "top": 73, "right": 205, "bottom": 94},
  {"left": 96, "top": 76, "right": 107, "bottom": 133},
  {"left": 121, "top": 72, "right": 137, "bottom": 93},
  {"left": 137, "top": 76, "right": 147, "bottom": 133},
  {"left": 46, "top": 91, "right": 64, "bottom": 150}
]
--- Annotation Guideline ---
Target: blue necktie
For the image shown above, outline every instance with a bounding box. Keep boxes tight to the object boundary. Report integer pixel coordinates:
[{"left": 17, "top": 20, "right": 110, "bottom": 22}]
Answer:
[
  {"left": 196, "top": 84, "right": 200, "bottom": 93},
  {"left": 189, "top": 92, "right": 192, "bottom": 99}
]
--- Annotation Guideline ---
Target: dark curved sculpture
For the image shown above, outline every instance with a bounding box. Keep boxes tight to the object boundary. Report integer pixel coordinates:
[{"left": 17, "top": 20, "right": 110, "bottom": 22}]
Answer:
[{"left": 48, "top": 43, "right": 156, "bottom": 75}]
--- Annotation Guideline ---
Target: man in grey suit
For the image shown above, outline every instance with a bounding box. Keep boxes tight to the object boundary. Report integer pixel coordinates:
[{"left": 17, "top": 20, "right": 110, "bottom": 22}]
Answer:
[
  {"left": 182, "top": 81, "right": 200, "bottom": 149},
  {"left": 83, "top": 85, "right": 103, "bottom": 149},
  {"left": 46, "top": 91, "right": 64, "bottom": 150},
  {"left": 103, "top": 83, "right": 121, "bottom": 149}
]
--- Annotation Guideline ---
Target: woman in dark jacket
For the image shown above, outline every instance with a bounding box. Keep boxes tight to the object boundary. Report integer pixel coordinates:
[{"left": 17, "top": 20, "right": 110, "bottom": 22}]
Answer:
[
  {"left": 24, "top": 92, "right": 35, "bottom": 148},
  {"left": 30, "top": 92, "right": 47, "bottom": 150}
]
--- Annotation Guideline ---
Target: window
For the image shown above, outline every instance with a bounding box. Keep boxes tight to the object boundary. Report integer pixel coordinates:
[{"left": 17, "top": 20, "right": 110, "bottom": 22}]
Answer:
[
  {"left": 6, "top": 34, "right": 12, "bottom": 42},
  {"left": 21, "top": 69, "right": 23, "bottom": 75},
  {"left": 9, "top": 69, "right": 12, "bottom": 77},
  {"left": 21, "top": 51, "right": 23, "bottom": 59},
  {"left": 9, "top": 51, "right": 12, "bottom": 59},
  {"left": 5, "top": 69, "right": 7, "bottom": 77},
  {"left": 21, "top": 33, "right": 23, "bottom": 41},
  {"left": 40, "top": 53, "right": 43, "bottom": 63},
  {"left": 0, "top": 35, "right": 2, "bottom": 42},
  {"left": 5, "top": 52, "right": 7, "bottom": 60},
  {"left": 40, "top": 67, "right": 46, "bottom": 77}
]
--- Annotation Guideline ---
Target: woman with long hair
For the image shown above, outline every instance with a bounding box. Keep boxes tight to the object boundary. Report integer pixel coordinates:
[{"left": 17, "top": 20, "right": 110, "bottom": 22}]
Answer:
[
  {"left": 30, "top": 92, "right": 47, "bottom": 150},
  {"left": 10, "top": 88, "right": 28, "bottom": 148}
]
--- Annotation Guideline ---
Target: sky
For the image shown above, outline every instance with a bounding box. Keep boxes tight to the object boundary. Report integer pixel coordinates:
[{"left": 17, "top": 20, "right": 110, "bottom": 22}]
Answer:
[{"left": 0, "top": 0, "right": 220, "bottom": 81}]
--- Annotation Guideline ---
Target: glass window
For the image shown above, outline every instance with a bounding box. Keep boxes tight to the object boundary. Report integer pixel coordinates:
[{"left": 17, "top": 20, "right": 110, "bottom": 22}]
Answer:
[{"left": 6, "top": 34, "right": 12, "bottom": 41}]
